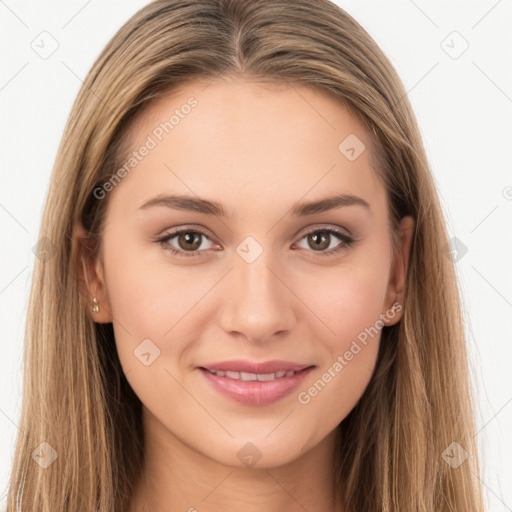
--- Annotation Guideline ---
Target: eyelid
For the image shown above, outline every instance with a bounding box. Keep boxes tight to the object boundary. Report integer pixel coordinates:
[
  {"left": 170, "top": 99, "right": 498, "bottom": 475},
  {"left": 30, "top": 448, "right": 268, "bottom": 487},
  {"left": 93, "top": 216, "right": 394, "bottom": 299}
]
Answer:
[
  {"left": 157, "top": 222, "right": 352, "bottom": 241},
  {"left": 156, "top": 223, "right": 355, "bottom": 258},
  {"left": 295, "top": 222, "right": 352, "bottom": 239}
]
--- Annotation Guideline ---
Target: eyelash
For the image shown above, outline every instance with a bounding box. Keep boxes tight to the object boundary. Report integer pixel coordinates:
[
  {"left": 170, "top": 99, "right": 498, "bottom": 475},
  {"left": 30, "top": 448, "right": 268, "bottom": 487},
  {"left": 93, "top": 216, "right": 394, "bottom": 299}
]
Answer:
[{"left": 155, "top": 226, "right": 355, "bottom": 259}]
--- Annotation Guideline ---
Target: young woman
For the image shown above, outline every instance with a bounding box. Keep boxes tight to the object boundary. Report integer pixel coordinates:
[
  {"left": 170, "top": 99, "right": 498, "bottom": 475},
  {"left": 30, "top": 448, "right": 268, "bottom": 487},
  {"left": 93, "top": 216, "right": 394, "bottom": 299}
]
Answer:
[{"left": 5, "top": 0, "right": 484, "bottom": 510}]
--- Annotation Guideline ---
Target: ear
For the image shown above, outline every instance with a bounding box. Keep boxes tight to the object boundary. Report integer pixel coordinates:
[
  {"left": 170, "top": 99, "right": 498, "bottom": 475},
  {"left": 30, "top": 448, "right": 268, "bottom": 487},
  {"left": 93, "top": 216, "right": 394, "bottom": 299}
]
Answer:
[
  {"left": 73, "top": 222, "right": 113, "bottom": 323},
  {"left": 382, "top": 215, "right": 415, "bottom": 326}
]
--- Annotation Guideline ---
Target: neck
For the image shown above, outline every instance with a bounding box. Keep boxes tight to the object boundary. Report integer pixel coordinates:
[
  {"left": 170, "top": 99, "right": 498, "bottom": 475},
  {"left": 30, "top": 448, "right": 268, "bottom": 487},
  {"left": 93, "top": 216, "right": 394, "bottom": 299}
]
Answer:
[{"left": 128, "top": 406, "right": 344, "bottom": 512}]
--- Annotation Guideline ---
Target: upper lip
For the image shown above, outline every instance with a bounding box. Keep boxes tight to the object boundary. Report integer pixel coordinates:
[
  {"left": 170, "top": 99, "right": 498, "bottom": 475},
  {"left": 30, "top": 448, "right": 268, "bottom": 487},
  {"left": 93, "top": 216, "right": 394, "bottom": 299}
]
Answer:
[{"left": 199, "top": 359, "right": 314, "bottom": 374}]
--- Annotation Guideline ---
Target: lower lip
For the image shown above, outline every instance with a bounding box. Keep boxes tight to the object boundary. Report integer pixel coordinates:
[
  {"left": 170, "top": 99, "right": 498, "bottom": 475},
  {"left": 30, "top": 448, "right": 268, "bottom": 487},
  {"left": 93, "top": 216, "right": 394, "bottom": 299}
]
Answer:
[{"left": 199, "top": 367, "right": 314, "bottom": 406}]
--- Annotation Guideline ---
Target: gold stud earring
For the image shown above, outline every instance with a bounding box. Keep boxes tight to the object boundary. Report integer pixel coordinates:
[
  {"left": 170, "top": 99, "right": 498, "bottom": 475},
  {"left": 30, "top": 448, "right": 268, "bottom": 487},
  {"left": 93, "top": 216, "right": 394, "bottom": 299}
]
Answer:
[{"left": 90, "top": 297, "right": 100, "bottom": 313}]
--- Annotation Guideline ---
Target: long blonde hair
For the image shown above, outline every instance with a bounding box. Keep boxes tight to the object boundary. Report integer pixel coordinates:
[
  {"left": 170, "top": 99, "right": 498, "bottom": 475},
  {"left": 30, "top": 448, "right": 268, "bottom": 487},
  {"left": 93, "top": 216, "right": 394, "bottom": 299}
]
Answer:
[{"left": 5, "top": 0, "right": 484, "bottom": 510}]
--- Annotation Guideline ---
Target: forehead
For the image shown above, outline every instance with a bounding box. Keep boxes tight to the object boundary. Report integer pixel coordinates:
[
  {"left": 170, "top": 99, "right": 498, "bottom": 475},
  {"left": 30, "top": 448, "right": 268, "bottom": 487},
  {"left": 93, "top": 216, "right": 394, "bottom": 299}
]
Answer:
[{"left": 108, "top": 77, "right": 386, "bottom": 219}]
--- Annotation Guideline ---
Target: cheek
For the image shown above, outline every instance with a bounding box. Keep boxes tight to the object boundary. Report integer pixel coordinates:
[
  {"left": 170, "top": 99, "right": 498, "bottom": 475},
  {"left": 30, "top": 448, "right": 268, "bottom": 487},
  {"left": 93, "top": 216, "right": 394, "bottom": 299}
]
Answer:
[
  {"left": 103, "top": 234, "right": 199, "bottom": 333},
  {"left": 101, "top": 236, "right": 218, "bottom": 382},
  {"left": 302, "top": 258, "right": 390, "bottom": 347},
  {"left": 293, "top": 256, "right": 390, "bottom": 419}
]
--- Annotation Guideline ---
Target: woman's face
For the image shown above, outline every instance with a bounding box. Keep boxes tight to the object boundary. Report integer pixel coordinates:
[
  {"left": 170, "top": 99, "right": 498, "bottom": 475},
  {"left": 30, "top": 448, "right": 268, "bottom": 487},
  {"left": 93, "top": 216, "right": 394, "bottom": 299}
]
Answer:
[{"left": 81, "top": 77, "right": 413, "bottom": 468}]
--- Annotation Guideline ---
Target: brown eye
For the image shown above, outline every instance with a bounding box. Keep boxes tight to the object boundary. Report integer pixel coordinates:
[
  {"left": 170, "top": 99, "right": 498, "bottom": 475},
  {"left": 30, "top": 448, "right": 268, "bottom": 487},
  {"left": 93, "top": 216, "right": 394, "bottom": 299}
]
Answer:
[
  {"left": 157, "top": 225, "right": 354, "bottom": 259},
  {"left": 307, "top": 231, "right": 331, "bottom": 251},
  {"left": 177, "top": 231, "right": 202, "bottom": 251},
  {"left": 295, "top": 227, "right": 355, "bottom": 256},
  {"left": 157, "top": 228, "right": 216, "bottom": 258}
]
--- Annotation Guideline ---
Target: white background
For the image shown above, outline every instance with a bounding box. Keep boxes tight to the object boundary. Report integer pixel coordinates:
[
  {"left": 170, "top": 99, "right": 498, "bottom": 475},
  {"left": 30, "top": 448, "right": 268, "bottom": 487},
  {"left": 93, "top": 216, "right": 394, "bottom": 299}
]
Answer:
[{"left": 0, "top": 0, "right": 511, "bottom": 510}]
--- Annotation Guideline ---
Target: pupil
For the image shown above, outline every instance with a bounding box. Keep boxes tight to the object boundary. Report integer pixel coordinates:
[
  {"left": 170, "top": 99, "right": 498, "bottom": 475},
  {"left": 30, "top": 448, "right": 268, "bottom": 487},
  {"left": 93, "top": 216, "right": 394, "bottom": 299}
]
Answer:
[
  {"left": 180, "top": 232, "right": 200, "bottom": 250},
  {"left": 310, "top": 232, "right": 328, "bottom": 250}
]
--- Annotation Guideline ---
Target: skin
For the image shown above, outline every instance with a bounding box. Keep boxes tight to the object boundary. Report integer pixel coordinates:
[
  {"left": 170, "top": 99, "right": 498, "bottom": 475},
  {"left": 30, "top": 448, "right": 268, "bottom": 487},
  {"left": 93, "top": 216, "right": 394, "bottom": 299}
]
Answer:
[{"left": 75, "top": 77, "right": 414, "bottom": 512}]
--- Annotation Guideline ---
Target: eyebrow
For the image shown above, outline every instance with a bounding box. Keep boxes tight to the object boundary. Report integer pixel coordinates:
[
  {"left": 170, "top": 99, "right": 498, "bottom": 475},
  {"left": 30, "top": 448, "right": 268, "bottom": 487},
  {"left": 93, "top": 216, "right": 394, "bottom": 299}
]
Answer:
[{"left": 138, "top": 192, "right": 371, "bottom": 217}]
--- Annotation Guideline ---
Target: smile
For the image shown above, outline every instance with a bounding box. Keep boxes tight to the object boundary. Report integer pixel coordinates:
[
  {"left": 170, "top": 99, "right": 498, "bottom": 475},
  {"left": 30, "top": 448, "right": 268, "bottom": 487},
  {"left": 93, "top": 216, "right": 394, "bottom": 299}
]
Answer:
[
  {"left": 205, "top": 369, "right": 301, "bottom": 381},
  {"left": 199, "top": 366, "right": 314, "bottom": 406}
]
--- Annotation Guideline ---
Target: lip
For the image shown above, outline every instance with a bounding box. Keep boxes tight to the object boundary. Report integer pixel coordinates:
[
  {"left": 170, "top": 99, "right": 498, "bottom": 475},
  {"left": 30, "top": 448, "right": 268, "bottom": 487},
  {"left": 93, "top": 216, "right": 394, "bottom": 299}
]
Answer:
[
  {"left": 198, "top": 361, "right": 315, "bottom": 406},
  {"left": 199, "top": 359, "right": 312, "bottom": 374}
]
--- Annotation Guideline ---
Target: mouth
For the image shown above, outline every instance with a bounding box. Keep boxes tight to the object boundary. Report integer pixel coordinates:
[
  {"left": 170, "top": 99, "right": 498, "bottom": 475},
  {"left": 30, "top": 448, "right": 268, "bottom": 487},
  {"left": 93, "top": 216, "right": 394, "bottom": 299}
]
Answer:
[
  {"left": 200, "top": 367, "right": 309, "bottom": 381},
  {"left": 198, "top": 358, "right": 313, "bottom": 375},
  {"left": 197, "top": 361, "right": 315, "bottom": 406}
]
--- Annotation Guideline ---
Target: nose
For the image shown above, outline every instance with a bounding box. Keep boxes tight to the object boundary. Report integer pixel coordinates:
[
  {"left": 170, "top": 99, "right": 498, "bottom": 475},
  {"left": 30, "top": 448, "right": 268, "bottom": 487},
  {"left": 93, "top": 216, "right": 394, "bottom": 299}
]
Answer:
[{"left": 218, "top": 248, "right": 296, "bottom": 344}]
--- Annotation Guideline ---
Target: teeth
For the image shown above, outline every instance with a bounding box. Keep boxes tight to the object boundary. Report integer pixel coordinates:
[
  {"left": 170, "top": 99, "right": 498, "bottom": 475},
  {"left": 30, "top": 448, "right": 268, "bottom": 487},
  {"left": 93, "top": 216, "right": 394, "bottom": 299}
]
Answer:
[
  {"left": 257, "top": 373, "right": 276, "bottom": 382},
  {"left": 207, "top": 368, "right": 301, "bottom": 381},
  {"left": 240, "top": 371, "right": 258, "bottom": 381}
]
